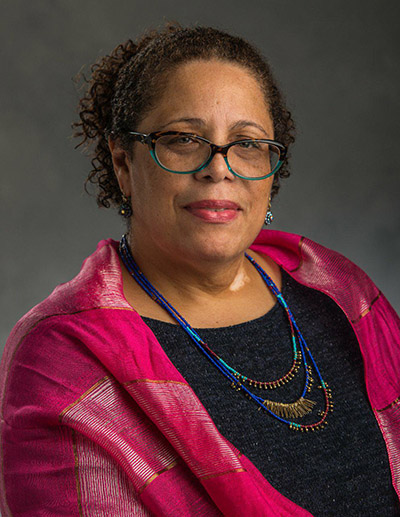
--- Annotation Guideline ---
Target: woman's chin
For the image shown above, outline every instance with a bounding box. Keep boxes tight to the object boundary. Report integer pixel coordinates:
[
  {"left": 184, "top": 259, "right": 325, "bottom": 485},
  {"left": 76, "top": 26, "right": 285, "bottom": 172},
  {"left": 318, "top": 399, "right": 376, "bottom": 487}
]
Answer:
[{"left": 175, "top": 232, "right": 254, "bottom": 264}]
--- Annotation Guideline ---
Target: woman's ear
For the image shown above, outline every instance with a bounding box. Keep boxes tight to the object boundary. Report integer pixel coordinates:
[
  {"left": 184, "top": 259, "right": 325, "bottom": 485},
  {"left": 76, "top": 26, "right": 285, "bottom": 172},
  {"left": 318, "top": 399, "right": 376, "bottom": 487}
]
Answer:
[{"left": 108, "top": 137, "right": 131, "bottom": 196}]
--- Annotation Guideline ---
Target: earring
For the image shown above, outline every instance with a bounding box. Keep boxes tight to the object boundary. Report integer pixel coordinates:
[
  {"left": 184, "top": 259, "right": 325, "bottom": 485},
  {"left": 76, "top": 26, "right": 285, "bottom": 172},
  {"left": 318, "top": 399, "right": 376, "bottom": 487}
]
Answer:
[
  {"left": 119, "top": 194, "right": 132, "bottom": 218},
  {"left": 264, "top": 198, "right": 274, "bottom": 225}
]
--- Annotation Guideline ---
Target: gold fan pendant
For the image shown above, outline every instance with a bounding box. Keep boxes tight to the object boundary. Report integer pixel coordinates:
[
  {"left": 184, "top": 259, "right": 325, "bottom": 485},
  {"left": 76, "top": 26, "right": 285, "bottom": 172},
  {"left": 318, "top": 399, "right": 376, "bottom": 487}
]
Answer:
[{"left": 262, "top": 397, "right": 316, "bottom": 419}]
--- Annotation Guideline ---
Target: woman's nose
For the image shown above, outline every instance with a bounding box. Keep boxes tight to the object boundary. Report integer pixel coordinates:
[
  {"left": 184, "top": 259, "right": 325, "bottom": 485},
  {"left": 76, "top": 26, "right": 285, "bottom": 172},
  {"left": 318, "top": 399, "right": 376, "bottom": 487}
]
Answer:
[{"left": 193, "top": 151, "right": 235, "bottom": 182}]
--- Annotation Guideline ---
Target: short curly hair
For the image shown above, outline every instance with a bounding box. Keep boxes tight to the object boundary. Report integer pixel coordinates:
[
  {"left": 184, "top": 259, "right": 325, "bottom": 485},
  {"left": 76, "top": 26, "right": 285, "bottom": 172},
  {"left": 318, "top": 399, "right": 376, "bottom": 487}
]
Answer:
[{"left": 73, "top": 24, "right": 295, "bottom": 210}]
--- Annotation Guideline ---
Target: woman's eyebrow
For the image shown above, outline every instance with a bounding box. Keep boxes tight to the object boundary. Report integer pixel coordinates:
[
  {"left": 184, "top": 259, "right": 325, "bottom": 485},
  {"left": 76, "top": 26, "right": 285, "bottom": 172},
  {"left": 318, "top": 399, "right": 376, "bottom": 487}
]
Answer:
[
  {"left": 156, "top": 118, "right": 270, "bottom": 136},
  {"left": 157, "top": 118, "right": 205, "bottom": 131},
  {"left": 230, "top": 120, "right": 269, "bottom": 136}
]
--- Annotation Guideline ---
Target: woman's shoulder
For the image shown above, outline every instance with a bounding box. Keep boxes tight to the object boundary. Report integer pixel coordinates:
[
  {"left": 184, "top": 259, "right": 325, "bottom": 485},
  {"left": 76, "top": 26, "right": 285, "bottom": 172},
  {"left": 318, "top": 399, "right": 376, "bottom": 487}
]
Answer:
[
  {"left": 9, "top": 239, "right": 129, "bottom": 337},
  {"left": 0, "top": 239, "right": 138, "bottom": 425},
  {"left": 1, "top": 239, "right": 133, "bottom": 380},
  {"left": 252, "top": 229, "right": 375, "bottom": 284},
  {"left": 251, "top": 229, "right": 382, "bottom": 324}
]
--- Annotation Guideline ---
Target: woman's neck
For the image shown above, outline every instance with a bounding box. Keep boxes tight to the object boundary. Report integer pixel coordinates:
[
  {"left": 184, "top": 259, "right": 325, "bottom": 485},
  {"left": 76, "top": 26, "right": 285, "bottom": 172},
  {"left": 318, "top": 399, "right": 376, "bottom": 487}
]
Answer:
[
  {"left": 119, "top": 234, "right": 282, "bottom": 328},
  {"left": 127, "top": 231, "right": 266, "bottom": 297}
]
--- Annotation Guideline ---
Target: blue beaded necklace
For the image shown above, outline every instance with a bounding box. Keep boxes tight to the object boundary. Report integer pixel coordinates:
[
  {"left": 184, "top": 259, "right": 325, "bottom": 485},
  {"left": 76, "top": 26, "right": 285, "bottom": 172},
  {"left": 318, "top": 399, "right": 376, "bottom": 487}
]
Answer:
[{"left": 119, "top": 235, "right": 333, "bottom": 432}]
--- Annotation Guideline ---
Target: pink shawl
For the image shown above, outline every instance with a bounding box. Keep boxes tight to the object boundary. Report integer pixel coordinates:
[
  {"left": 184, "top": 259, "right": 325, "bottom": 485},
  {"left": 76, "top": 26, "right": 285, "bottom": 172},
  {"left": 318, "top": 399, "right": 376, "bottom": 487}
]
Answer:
[{"left": 1, "top": 229, "right": 399, "bottom": 516}]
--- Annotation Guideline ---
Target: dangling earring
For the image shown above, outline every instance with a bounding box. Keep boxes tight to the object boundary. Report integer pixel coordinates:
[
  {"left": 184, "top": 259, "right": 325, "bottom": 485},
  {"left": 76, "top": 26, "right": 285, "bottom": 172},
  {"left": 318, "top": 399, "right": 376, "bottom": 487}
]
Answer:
[
  {"left": 264, "top": 197, "right": 274, "bottom": 225},
  {"left": 119, "top": 194, "right": 132, "bottom": 218}
]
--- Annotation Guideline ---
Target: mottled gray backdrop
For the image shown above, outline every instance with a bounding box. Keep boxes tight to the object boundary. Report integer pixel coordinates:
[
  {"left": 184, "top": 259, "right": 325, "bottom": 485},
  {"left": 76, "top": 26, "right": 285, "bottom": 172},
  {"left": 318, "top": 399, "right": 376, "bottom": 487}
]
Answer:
[{"left": 1, "top": 0, "right": 399, "bottom": 350}]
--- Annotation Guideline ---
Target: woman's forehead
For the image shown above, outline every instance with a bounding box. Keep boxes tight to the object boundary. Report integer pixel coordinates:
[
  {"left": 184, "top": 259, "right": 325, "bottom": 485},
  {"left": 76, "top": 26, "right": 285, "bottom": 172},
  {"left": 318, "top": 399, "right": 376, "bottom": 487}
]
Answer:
[{"left": 139, "top": 60, "right": 272, "bottom": 133}]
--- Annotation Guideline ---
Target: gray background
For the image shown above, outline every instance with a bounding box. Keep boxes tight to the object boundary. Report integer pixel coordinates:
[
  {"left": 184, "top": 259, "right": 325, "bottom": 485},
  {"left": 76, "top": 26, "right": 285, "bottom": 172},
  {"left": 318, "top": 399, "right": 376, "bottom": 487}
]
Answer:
[{"left": 1, "top": 0, "right": 399, "bottom": 351}]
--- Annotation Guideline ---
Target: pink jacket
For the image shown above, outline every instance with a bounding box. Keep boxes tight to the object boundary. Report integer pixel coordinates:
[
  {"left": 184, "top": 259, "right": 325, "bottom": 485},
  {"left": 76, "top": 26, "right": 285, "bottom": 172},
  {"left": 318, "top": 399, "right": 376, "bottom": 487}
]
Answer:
[{"left": 1, "top": 230, "right": 399, "bottom": 516}]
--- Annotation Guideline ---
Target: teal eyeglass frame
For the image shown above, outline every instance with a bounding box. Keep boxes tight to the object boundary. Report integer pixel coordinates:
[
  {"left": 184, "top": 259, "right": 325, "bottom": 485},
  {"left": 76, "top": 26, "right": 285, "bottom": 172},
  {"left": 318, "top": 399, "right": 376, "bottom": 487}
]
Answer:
[{"left": 125, "top": 130, "right": 287, "bottom": 180}]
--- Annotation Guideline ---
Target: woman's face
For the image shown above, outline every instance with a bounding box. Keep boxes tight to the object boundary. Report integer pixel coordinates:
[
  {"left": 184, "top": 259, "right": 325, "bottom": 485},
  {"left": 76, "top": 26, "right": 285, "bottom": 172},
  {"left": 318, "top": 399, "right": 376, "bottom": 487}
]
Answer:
[{"left": 114, "top": 59, "right": 275, "bottom": 264}]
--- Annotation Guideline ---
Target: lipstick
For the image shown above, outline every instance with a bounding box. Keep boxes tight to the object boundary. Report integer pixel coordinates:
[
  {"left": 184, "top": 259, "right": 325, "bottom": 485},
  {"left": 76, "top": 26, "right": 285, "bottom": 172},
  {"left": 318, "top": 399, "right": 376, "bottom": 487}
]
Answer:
[{"left": 184, "top": 200, "right": 241, "bottom": 223}]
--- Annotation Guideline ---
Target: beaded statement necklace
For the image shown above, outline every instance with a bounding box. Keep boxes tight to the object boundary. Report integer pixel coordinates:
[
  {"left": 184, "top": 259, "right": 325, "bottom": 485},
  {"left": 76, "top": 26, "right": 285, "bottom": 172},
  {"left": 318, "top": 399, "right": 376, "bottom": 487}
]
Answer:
[{"left": 119, "top": 235, "right": 333, "bottom": 432}]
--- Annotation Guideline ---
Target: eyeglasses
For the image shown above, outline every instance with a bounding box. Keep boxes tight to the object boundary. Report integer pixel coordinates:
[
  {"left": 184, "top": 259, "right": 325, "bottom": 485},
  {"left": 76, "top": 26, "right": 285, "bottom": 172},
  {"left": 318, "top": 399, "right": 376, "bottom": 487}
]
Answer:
[{"left": 126, "top": 130, "right": 287, "bottom": 180}]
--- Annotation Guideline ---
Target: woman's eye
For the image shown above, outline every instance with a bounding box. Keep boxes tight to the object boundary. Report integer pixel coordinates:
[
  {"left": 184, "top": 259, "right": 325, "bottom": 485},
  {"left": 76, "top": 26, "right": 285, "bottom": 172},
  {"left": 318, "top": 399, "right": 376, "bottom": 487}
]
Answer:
[
  {"left": 167, "top": 135, "right": 197, "bottom": 145},
  {"left": 176, "top": 137, "right": 193, "bottom": 144},
  {"left": 238, "top": 141, "right": 260, "bottom": 149},
  {"left": 160, "top": 135, "right": 199, "bottom": 147}
]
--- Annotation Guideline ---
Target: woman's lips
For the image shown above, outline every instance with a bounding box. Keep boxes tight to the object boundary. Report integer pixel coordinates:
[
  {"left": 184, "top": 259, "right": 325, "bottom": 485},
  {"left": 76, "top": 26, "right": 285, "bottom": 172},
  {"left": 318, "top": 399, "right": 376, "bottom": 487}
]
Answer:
[{"left": 184, "top": 200, "right": 241, "bottom": 223}]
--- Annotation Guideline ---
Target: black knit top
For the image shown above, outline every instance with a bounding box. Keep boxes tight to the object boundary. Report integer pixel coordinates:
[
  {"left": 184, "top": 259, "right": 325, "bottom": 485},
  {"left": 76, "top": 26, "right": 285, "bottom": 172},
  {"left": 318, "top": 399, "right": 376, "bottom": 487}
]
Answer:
[{"left": 143, "top": 268, "right": 399, "bottom": 516}]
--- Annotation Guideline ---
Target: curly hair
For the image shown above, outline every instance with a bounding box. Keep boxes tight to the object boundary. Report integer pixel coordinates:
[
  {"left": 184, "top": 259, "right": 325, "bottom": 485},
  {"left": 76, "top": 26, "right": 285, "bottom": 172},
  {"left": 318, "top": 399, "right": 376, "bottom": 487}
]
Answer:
[{"left": 73, "top": 24, "right": 296, "bottom": 210}]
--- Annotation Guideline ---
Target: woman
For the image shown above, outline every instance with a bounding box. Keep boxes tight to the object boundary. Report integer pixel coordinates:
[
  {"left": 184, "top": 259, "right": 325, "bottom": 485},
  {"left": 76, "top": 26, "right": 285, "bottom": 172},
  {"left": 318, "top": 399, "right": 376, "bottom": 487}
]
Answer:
[{"left": 1, "top": 25, "right": 399, "bottom": 516}]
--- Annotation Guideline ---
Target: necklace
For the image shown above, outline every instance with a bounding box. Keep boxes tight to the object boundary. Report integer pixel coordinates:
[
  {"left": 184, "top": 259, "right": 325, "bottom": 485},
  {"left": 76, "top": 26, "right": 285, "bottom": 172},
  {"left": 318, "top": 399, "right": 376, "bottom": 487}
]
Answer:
[{"left": 119, "top": 235, "right": 333, "bottom": 432}]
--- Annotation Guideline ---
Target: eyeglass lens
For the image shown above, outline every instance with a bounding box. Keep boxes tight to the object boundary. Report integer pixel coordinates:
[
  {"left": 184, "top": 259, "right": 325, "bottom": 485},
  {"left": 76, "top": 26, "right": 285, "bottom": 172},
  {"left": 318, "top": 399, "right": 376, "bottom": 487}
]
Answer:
[{"left": 154, "top": 135, "right": 281, "bottom": 177}]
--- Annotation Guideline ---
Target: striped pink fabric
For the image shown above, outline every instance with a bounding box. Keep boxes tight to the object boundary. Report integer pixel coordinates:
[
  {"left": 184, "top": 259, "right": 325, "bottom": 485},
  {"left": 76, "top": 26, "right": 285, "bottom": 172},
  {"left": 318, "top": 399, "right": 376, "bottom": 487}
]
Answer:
[{"left": 1, "top": 230, "right": 399, "bottom": 515}]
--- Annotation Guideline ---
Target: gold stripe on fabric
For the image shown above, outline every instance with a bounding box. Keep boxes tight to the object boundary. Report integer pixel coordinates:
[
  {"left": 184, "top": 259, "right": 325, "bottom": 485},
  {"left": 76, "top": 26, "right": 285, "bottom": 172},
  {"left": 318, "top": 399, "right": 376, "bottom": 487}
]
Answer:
[
  {"left": 351, "top": 291, "right": 382, "bottom": 323},
  {"left": 71, "top": 429, "right": 84, "bottom": 517},
  {"left": 138, "top": 459, "right": 179, "bottom": 494},
  {"left": 60, "top": 376, "right": 179, "bottom": 498},
  {"left": 126, "top": 381, "right": 244, "bottom": 479},
  {"left": 200, "top": 467, "right": 246, "bottom": 481},
  {"left": 374, "top": 396, "right": 400, "bottom": 413},
  {"left": 58, "top": 376, "right": 110, "bottom": 422},
  {"left": 286, "top": 236, "right": 305, "bottom": 273},
  {"left": 2, "top": 306, "right": 133, "bottom": 416},
  {"left": 123, "top": 378, "right": 188, "bottom": 387}
]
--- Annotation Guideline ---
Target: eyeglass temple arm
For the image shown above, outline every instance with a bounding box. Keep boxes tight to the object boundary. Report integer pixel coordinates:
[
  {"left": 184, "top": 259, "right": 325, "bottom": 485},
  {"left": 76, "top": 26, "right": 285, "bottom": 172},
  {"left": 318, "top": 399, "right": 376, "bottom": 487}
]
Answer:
[
  {"left": 105, "top": 129, "right": 149, "bottom": 142},
  {"left": 127, "top": 131, "right": 151, "bottom": 145}
]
